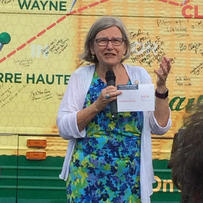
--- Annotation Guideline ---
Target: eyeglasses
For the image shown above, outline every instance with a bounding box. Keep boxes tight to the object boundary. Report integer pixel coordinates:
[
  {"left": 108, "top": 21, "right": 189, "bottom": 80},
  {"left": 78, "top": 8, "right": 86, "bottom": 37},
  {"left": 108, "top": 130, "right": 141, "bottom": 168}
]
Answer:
[{"left": 95, "top": 37, "right": 124, "bottom": 47}]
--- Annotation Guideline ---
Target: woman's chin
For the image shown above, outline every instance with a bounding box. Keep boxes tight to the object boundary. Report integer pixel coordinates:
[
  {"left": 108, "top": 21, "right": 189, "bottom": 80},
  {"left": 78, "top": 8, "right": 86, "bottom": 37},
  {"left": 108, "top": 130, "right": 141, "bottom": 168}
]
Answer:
[{"left": 102, "top": 60, "right": 120, "bottom": 67}]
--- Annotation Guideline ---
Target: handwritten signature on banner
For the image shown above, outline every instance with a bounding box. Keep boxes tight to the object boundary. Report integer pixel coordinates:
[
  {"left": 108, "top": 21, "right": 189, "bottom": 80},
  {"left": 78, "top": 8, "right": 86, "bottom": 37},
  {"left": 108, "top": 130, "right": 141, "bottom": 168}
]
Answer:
[
  {"left": 0, "top": 82, "right": 64, "bottom": 108},
  {"left": 176, "top": 76, "right": 191, "bottom": 86},
  {"left": 0, "top": 85, "right": 64, "bottom": 109},
  {"left": 129, "top": 29, "right": 167, "bottom": 67},
  {"left": 191, "top": 63, "right": 203, "bottom": 75},
  {"left": 14, "top": 58, "right": 33, "bottom": 67},
  {"left": 0, "top": 0, "right": 13, "bottom": 5},
  {"left": 179, "top": 42, "right": 203, "bottom": 55},
  {"left": 31, "top": 88, "right": 65, "bottom": 101},
  {"left": 41, "top": 38, "right": 70, "bottom": 56},
  {"left": 0, "top": 0, "right": 110, "bottom": 64},
  {"left": 31, "top": 88, "right": 52, "bottom": 101},
  {"left": 0, "top": 83, "right": 26, "bottom": 108}
]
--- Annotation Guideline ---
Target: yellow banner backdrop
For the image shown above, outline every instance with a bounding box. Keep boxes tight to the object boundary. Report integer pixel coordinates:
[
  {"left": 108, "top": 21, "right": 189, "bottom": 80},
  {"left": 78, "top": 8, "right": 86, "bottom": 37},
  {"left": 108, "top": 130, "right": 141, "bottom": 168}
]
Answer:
[{"left": 0, "top": 0, "right": 203, "bottom": 147}]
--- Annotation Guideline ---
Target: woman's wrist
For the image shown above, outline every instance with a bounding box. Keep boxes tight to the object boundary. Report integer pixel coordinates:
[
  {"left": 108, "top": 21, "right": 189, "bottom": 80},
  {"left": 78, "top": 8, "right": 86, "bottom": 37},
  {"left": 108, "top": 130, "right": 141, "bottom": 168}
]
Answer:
[
  {"left": 156, "top": 86, "right": 168, "bottom": 94},
  {"left": 155, "top": 88, "right": 168, "bottom": 99},
  {"left": 93, "top": 101, "right": 100, "bottom": 113}
]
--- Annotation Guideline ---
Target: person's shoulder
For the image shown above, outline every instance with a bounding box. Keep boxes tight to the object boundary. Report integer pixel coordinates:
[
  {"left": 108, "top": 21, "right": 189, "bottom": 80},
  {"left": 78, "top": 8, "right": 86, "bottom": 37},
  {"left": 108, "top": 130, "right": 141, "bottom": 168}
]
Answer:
[
  {"left": 124, "top": 64, "right": 149, "bottom": 76},
  {"left": 74, "top": 64, "right": 95, "bottom": 75},
  {"left": 70, "top": 64, "right": 95, "bottom": 80},
  {"left": 124, "top": 64, "right": 152, "bottom": 83}
]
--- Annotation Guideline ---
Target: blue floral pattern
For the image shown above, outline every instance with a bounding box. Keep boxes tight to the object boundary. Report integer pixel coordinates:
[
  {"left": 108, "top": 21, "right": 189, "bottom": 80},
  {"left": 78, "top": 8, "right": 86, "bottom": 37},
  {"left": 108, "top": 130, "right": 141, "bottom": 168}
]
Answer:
[{"left": 66, "top": 71, "right": 143, "bottom": 203}]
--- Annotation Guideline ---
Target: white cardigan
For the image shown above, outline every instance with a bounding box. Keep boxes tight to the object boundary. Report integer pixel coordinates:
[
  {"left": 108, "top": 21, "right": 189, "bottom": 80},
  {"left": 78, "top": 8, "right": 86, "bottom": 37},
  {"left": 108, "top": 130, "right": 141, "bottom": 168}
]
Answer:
[{"left": 57, "top": 64, "right": 172, "bottom": 203}]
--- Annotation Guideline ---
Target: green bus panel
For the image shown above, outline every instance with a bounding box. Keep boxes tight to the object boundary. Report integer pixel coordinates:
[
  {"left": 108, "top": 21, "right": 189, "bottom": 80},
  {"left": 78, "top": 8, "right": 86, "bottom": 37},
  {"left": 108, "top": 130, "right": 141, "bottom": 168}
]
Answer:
[
  {"left": 152, "top": 160, "right": 181, "bottom": 202},
  {"left": 17, "top": 156, "right": 66, "bottom": 203},
  {"left": 0, "top": 156, "right": 181, "bottom": 202},
  {"left": 0, "top": 155, "right": 17, "bottom": 203}
]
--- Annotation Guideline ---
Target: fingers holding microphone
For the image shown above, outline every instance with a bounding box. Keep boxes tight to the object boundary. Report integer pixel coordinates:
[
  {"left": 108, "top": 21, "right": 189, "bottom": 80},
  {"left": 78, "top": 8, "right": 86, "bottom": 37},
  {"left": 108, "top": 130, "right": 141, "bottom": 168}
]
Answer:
[
  {"left": 105, "top": 86, "right": 121, "bottom": 100},
  {"left": 94, "top": 86, "right": 121, "bottom": 112}
]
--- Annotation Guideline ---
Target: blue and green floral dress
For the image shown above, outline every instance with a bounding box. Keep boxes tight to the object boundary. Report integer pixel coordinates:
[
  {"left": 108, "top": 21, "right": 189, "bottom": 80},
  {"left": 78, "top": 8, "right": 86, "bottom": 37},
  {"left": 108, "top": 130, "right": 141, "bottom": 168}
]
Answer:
[{"left": 66, "top": 71, "right": 143, "bottom": 203}]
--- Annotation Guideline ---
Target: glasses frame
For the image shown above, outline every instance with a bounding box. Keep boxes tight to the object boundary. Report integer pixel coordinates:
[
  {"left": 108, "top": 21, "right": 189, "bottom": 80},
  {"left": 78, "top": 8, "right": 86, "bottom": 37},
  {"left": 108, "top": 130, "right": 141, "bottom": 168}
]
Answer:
[{"left": 95, "top": 37, "right": 124, "bottom": 47}]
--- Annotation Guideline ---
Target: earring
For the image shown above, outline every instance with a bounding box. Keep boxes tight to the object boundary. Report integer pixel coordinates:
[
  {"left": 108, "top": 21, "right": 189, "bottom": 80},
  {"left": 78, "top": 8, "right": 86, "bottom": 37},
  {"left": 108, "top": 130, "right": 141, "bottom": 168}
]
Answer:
[{"left": 91, "top": 54, "right": 96, "bottom": 61}]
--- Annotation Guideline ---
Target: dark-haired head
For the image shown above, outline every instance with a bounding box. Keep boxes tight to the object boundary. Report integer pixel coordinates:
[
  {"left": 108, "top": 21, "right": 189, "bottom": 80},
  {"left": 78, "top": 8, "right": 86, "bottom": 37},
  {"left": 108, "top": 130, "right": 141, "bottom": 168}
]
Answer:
[{"left": 170, "top": 103, "right": 203, "bottom": 203}]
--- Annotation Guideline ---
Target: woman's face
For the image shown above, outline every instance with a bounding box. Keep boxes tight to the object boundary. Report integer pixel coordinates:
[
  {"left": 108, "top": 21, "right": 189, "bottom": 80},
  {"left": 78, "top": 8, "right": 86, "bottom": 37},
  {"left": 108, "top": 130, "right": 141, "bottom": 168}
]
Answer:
[{"left": 91, "top": 26, "right": 127, "bottom": 67}]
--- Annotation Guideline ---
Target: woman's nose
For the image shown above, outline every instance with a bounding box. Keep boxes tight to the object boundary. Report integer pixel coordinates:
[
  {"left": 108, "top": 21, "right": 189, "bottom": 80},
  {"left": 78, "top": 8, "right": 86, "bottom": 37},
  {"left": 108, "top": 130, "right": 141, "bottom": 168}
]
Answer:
[{"left": 106, "top": 40, "right": 114, "bottom": 49}]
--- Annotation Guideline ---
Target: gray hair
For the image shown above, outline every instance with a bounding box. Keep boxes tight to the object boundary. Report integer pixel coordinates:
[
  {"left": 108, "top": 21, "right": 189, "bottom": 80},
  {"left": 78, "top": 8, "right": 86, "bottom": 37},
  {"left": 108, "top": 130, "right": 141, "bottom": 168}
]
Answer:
[{"left": 80, "top": 16, "right": 131, "bottom": 63}]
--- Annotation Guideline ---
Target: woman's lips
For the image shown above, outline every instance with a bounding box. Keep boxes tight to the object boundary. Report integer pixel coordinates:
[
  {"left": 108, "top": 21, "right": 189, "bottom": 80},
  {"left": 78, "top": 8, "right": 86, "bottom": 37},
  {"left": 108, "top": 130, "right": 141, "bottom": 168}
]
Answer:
[{"left": 104, "top": 53, "right": 116, "bottom": 56}]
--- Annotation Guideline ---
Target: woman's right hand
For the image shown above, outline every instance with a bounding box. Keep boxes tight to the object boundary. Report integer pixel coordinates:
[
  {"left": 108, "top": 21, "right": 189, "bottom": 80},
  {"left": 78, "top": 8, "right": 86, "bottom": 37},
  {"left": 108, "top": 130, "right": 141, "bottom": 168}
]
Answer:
[
  {"left": 94, "top": 85, "right": 122, "bottom": 112},
  {"left": 77, "top": 86, "right": 121, "bottom": 132}
]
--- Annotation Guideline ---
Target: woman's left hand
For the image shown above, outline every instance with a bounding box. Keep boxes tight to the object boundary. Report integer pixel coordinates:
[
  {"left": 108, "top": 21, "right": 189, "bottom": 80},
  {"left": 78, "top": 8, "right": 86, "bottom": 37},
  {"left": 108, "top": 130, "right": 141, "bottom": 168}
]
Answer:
[
  {"left": 154, "top": 56, "right": 172, "bottom": 127},
  {"left": 154, "top": 56, "right": 172, "bottom": 88}
]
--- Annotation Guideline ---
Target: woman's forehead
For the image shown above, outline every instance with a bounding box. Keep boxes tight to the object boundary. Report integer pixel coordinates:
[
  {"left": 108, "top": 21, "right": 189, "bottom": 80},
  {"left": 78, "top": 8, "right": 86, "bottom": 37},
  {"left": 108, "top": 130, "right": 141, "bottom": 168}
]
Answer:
[{"left": 95, "top": 26, "right": 122, "bottom": 38}]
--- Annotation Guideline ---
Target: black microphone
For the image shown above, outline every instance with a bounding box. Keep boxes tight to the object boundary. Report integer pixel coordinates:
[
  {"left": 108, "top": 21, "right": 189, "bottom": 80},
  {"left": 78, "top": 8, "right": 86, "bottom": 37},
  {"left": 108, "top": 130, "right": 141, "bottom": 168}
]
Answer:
[{"left": 105, "top": 70, "right": 117, "bottom": 117}]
